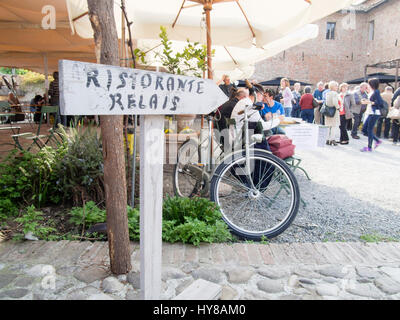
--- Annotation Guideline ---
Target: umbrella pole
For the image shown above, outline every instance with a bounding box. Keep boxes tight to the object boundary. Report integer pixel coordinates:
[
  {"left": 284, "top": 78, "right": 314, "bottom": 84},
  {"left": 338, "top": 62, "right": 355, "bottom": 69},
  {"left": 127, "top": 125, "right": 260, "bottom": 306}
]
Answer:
[
  {"left": 204, "top": 2, "right": 214, "bottom": 165},
  {"left": 396, "top": 60, "right": 399, "bottom": 90},
  {"left": 204, "top": 3, "right": 212, "bottom": 80},
  {"left": 44, "top": 53, "right": 50, "bottom": 125}
]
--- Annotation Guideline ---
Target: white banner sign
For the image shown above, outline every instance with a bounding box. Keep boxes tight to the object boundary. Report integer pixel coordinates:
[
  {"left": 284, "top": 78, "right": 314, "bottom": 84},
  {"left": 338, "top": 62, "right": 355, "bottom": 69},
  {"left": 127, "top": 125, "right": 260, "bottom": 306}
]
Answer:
[{"left": 59, "top": 60, "right": 228, "bottom": 115}]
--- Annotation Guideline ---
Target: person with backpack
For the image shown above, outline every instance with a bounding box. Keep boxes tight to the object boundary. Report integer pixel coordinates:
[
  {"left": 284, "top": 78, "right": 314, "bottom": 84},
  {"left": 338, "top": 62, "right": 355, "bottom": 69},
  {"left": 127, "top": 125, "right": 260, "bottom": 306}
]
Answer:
[
  {"left": 376, "top": 86, "right": 393, "bottom": 139},
  {"left": 361, "top": 78, "right": 384, "bottom": 152}
]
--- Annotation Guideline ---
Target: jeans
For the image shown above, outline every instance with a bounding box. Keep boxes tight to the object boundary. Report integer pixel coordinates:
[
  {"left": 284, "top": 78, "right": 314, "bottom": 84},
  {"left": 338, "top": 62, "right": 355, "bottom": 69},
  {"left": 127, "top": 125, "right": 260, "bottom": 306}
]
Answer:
[
  {"left": 346, "top": 118, "right": 353, "bottom": 131},
  {"left": 300, "top": 109, "right": 314, "bottom": 123},
  {"left": 392, "top": 120, "right": 399, "bottom": 143},
  {"left": 284, "top": 107, "right": 292, "bottom": 118},
  {"left": 339, "top": 115, "right": 349, "bottom": 142},
  {"left": 365, "top": 114, "right": 380, "bottom": 148},
  {"left": 271, "top": 126, "right": 286, "bottom": 135},
  {"left": 291, "top": 106, "right": 301, "bottom": 118},
  {"left": 351, "top": 113, "right": 362, "bottom": 136},
  {"left": 376, "top": 117, "right": 391, "bottom": 138}
]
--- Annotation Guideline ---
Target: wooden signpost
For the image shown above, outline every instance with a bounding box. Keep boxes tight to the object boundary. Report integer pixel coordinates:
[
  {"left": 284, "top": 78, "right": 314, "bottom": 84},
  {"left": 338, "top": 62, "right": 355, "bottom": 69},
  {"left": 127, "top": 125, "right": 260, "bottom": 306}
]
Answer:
[{"left": 59, "top": 59, "right": 227, "bottom": 299}]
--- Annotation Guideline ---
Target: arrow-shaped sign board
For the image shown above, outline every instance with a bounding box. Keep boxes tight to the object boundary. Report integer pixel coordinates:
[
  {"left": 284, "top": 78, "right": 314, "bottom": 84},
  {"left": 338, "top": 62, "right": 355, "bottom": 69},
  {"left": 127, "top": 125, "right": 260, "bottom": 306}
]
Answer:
[
  {"left": 59, "top": 60, "right": 227, "bottom": 116},
  {"left": 59, "top": 59, "right": 228, "bottom": 300}
]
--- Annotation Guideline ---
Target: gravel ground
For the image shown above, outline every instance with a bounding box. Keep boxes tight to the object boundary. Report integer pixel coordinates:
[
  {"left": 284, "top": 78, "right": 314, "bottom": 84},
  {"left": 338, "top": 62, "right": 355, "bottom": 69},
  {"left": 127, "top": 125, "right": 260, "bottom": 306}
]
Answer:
[{"left": 275, "top": 133, "right": 400, "bottom": 243}]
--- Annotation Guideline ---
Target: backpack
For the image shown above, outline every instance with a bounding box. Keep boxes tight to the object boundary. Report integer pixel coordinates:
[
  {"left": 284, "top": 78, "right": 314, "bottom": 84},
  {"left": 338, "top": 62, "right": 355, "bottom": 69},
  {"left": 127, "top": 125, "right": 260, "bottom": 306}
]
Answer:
[{"left": 380, "top": 100, "right": 389, "bottom": 118}]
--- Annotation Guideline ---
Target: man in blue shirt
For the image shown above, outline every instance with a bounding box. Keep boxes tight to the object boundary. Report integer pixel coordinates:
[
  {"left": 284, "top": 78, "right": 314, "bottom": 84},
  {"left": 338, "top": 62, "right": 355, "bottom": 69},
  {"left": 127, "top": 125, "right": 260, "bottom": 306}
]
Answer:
[
  {"left": 313, "top": 81, "right": 324, "bottom": 125},
  {"left": 260, "top": 88, "right": 285, "bottom": 135}
]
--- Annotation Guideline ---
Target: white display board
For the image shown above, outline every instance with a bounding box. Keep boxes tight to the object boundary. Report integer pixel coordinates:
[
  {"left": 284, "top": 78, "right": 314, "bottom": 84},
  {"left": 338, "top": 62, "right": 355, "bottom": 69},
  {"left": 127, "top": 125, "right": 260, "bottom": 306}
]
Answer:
[{"left": 284, "top": 124, "right": 329, "bottom": 149}]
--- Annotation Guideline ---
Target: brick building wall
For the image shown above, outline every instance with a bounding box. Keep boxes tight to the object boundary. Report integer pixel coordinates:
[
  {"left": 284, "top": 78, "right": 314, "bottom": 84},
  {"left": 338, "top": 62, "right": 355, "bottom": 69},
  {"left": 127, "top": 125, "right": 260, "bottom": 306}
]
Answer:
[{"left": 252, "top": 0, "right": 400, "bottom": 87}]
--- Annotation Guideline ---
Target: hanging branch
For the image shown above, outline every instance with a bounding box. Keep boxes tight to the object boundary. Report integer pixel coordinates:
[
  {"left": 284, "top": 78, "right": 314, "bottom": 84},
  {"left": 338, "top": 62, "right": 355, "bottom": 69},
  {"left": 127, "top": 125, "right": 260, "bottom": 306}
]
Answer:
[
  {"left": 120, "top": 2, "right": 136, "bottom": 68},
  {"left": 120, "top": 2, "right": 138, "bottom": 207}
]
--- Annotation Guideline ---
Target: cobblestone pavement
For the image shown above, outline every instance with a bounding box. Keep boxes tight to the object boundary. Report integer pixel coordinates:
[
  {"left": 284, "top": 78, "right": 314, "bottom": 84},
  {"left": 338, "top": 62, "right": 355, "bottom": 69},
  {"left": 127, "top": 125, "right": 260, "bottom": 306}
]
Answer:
[{"left": 1, "top": 240, "right": 400, "bottom": 300}]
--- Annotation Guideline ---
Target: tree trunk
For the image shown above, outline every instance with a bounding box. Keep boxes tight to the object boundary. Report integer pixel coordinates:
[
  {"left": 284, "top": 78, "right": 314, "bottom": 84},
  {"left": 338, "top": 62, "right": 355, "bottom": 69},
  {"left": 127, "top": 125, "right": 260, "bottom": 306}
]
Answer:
[{"left": 87, "top": 0, "right": 131, "bottom": 275}]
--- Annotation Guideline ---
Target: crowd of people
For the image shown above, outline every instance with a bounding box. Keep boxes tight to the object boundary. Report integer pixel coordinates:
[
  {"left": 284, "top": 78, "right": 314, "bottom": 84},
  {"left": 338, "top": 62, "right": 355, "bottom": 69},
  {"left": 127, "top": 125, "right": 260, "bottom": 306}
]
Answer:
[{"left": 217, "top": 74, "right": 400, "bottom": 153}]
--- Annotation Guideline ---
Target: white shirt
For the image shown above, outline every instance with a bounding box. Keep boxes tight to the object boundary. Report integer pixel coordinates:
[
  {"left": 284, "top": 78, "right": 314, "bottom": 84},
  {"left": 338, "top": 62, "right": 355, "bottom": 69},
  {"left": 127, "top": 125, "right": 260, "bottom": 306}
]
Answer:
[
  {"left": 282, "top": 87, "right": 293, "bottom": 108},
  {"left": 230, "top": 97, "right": 280, "bottom": 141}
]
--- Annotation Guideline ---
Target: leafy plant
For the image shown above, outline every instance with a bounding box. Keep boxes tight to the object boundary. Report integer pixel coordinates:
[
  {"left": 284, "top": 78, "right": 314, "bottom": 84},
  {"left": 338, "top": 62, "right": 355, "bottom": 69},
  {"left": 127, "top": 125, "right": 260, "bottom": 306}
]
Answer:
[
  {"left": 13, "top": 205, "right": 56, "bottom": 240},
  {"left": 133, "top": 48, "right": 148, "bottom": 65},
  {"left": 127, "top": 206, "right": 140, "bottom": 241},
  {"left": 162, "top": 196, "right": 233, "bottom": 246},
  {"left": 156, "top": 26, "right": 212, "bottom": 77},
  {"left": 0, "top": 67, "right": 28, "bottom": 75},
  {"left": 67, "top": 197, "right": 232, "bottom": 246},
  {"left": 0, "top": 145, "right": 66, "bottom": 214},
  {"left": 56, "top": 124, "right": 104, "bottom": 205},
  {"left": 260, "top": 235, "right": 269, "bottom": 244},
  {"left": 69, "top": 201, "right": 106, "bottom": 228}
]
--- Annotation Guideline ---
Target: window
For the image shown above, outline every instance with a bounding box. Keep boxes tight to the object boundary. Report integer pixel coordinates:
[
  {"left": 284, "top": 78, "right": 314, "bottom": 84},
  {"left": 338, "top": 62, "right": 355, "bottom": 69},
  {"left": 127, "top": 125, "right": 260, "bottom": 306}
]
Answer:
[
  {"left": 326, "top": 22, "right": 336, "bottom": 40},
  {"left": 369, "top": 20, "right": 375, "bottom": 40}
]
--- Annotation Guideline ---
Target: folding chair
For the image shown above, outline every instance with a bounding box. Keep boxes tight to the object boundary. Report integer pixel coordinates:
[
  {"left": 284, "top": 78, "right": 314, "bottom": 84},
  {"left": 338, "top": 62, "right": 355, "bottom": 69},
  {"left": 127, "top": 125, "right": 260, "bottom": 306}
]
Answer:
[{"left": 12, "top": 106, "right": 61, "bottom": 151}]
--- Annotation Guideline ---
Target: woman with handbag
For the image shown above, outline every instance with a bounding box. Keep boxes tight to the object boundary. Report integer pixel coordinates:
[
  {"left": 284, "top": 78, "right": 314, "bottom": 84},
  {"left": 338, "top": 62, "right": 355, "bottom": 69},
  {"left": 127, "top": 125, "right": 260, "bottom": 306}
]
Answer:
[
  {"left": 324, "top": 81, "right": 341, "bottom": 146},
  {"left": 361, "top": 78, "right": 384, "bottom": 152},
  {"left": 388, "top": 96, "right": 400, "bottom": 145},
  {"left": 299, "top": 86, "right": 315, "bottom": 123}
]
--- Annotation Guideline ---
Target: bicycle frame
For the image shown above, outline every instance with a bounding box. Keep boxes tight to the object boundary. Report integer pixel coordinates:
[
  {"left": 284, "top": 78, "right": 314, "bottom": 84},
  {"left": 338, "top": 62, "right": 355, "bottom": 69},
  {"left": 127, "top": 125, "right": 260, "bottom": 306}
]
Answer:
[{"left": 194, "top": 106, "right": 263, "bottom": 183}]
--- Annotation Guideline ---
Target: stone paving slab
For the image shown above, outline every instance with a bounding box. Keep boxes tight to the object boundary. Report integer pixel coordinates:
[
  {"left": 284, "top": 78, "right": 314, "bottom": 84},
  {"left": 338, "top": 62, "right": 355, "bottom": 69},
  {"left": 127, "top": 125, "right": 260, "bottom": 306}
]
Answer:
[{"left": 0, "top": 240, "right": 400, "bottom": 300}]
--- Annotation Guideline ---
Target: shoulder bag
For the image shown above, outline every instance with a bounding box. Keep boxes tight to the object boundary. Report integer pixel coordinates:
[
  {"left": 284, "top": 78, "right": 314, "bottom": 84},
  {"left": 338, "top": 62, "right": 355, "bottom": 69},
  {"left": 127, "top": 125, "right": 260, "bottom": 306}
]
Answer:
[{"left": 320, "top": 103, "right": 336, "bottom": 118}]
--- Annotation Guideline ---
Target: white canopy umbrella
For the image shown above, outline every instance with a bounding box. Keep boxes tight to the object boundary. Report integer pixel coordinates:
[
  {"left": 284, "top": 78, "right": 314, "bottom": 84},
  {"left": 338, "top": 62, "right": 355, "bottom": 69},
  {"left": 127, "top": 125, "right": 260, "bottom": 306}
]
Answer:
[
  {"left": 137, "top": 23, "right": 319, "bottom": 81},
  {"left": 67, "top": 0, "right": 361, "bottom": 78}
]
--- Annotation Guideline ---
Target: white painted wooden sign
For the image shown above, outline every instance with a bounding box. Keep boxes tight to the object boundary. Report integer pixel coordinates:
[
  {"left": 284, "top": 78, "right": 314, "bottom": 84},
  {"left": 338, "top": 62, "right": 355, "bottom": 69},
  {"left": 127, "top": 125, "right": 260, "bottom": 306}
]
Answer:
[
  {"left": 59, "top": 59, "right": 227, "bottom": 115},
  {"left": 59, "top": 59, "right": 227, "bottom": 301}
]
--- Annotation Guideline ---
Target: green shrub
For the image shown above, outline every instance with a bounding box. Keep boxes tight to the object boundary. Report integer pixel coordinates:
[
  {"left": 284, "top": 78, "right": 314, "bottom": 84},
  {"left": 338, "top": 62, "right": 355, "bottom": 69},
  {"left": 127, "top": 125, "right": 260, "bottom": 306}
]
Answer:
[
  {"left": 13, "top": 205, "right": 56, "bottom": 240},
  {"left": 67, "top": 197, "right": 232, "bottom": 246},
  {"left": 0, "top": 146, "right": 66, "bottom": 214},
  {"left": 163, "top": 196, "right": 223, "bottom": 225},
  {"left": 56, "top": 125, "right": 104, "bottom": 205},
  {"left": 162, "top": 196, "right": 233, "bottom": 246},
  {"left": 69, "top": 201, "right": 106, "bottom": 227},
  {"left": 0, "top": 150, "right": 32, "bottom": 218},
  {"left": 127, "top": 206, "right": 140, "bottom": 241}
]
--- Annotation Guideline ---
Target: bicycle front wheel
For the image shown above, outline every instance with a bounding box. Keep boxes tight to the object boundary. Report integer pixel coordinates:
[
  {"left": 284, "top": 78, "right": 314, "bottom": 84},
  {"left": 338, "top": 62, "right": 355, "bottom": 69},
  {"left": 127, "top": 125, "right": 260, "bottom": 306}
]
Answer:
[{"left": 210, "top": 150, "right": 300, "bottom": 240}]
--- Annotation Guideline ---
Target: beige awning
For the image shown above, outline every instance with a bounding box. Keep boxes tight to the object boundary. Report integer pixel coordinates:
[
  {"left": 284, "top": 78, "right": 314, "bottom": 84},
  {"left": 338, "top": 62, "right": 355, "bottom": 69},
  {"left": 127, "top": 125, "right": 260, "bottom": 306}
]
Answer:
[{"left": 0, "top": 0, "right": 95, "bottom": 73}]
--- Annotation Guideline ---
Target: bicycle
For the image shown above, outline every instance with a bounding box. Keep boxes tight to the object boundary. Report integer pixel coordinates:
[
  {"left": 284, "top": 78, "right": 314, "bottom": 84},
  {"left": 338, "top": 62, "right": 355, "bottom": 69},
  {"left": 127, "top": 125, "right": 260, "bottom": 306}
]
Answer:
[{"left": 173, "top": 105, "right": 300, "bottom": 240}]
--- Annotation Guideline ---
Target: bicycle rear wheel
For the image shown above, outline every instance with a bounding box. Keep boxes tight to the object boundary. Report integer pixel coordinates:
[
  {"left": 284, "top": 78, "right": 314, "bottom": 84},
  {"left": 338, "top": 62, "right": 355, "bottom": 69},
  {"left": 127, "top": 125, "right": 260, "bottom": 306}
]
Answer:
[
  {"left": 210, "top": 150, "right": 300, "bottom": 240},
  {"left": 173, "top": 139, "right": 208, "bottom": 198}
]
